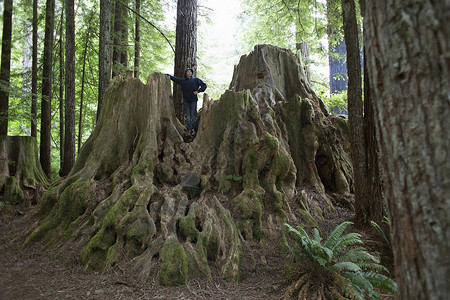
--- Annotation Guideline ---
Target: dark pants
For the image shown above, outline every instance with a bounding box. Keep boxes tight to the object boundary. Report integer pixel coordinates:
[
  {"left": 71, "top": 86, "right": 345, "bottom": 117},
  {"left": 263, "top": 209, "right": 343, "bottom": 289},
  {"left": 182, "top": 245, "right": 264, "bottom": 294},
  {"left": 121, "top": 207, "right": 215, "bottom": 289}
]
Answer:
[{"left": 184, "top": 100, "right": 198, "bottom": 132}]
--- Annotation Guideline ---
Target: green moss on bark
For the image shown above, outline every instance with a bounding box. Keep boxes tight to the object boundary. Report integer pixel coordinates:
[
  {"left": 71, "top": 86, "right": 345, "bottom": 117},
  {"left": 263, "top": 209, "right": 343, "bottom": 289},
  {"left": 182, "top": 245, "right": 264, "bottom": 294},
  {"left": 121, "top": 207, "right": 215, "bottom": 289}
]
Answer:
[{"left": 158, "top": 238, "right": 189, "bottom": 285}]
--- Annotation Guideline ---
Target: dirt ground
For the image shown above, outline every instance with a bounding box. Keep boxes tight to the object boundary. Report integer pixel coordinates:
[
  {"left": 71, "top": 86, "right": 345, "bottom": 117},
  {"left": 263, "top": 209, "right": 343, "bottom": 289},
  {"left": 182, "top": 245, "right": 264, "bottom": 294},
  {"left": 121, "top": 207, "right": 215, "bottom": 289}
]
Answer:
[
  {"left": 0, "top": 201, "right": 392, "bottom": 300},
  {"left": 0, "top": 206, "right": 289, "bottom": 300}
]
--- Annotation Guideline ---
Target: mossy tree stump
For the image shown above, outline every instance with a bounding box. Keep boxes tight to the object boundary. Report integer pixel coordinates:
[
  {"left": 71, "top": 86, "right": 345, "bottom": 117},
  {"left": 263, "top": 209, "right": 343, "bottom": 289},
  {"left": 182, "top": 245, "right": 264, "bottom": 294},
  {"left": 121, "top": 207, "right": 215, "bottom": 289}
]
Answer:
[
  {"left": 0, "top": 136, "right": 49, "bottom": 207},
  {"left": 26, "top": 45, "right": 353, "bottom": 285}
]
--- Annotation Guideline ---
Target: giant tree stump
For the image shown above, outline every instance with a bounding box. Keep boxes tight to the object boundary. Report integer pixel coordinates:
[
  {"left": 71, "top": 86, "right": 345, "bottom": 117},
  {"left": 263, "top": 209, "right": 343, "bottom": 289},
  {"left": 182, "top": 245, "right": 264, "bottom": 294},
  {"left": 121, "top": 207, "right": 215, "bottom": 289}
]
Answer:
[
  {"left": 0, "top": 136, "right": 49, "bottom": 206},
  {"left": 26, "top": 45, "right": 353, "bottom": 285}
]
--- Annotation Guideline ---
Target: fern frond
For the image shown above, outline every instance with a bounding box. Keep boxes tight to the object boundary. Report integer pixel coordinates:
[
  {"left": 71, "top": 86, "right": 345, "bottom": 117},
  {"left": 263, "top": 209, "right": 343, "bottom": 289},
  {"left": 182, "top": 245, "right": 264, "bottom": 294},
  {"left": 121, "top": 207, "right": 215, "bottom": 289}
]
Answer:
[
  {"left": 328, "top": 261, "right": 362, "bottom": 273},
  {"left": 370, "top": 220, "right": 391, "bottom": 249},
  {"left": 324, "top": 221, "right": 353, "bottom": 249},
  {"left": 363, "top": 272, "right": 398, "bottom": 295},
  {"left": 339, "top": 247, "right": 378, "bottom": 264},
  {"left": 286, "top": 243, "right": 305, "bottom": 263},
  {"left": 342, "top": 271, "right": 374, "bottom": 298},
  {"left": 334, "top": 272, "right": 364, "bottom": 299},
  {"left": 331, "top": 232, "right": 363, "bottom": 254},
  {"left": 313, "top": 227, "right": 322, "bottom": 243}
]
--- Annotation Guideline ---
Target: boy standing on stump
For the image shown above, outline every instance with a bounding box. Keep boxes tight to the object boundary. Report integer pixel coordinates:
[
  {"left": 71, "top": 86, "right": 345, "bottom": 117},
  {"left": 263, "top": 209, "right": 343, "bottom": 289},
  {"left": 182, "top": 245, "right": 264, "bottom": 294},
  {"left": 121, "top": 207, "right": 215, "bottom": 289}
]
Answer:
[{"left": 166, "top": 68, "right": 207, "bottom": 137}]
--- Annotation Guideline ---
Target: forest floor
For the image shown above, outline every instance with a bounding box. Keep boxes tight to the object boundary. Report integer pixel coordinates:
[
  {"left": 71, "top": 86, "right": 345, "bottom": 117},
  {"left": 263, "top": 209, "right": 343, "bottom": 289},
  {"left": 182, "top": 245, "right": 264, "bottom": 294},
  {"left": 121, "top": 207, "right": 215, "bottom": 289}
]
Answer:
[
  {"left": 0, "top": 205, "right": 289, "bottom": 300},
  {"left": 0, "top": 202, "right": 393, "bottom": 300}
]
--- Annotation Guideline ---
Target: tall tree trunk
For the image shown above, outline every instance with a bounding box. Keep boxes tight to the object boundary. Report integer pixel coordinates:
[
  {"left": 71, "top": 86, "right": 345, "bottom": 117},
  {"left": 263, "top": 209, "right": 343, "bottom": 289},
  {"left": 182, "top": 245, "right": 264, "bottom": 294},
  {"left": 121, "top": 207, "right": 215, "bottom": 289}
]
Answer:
[
  {"left": 120, "top": 1, "right": 128, "bottom": 70},
  {"left": 134, "top": 0, "right": 140, "bottom": 78},
  {"left": 341, "top": 0, "right": 365, "bottom": 216},
  {"left": 363, "top": 0, "right": 450, "bottom": 298},
  {"left": 0, "top": 0, "right": 13, "bottom": 135},
  {"left": 40, "top": 0, "right": 55, "bottom": 178},
  {"left": 112, "top": 0, "right": 128, "bottom": 78},
  {"left": 31, "top": 0, "right": 38, "bottom": 138},
  {"left": 98, "top": 0, "right": 111, "bottom": 121},
  {"left": 355, "top": 45, "right": 384, "bottom": 227},
  {"left": 174, "top": 0, "right": 198, "bottom": 122},
  {"left": 112, "top": 0, "right": 122, "bottom": 78},
  {"left": 79, "top": 15, "right": 92, "bottom": 154},
  {"left": 59, "top": 4, "right": 65, "bottom": 173},
  {"left": 327, "top": 0, "right": 347, "bottom": 96},
  {"left": 62, "top": 0, "right": 75, "bottom": 176}
]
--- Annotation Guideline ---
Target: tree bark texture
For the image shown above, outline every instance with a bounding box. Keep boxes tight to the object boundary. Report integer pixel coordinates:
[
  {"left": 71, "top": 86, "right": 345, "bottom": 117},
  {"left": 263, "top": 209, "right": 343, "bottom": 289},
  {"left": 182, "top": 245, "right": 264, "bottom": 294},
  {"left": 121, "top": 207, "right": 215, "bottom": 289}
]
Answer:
[
  {"left": 98, "top": 0, "right": 111, "bottom": 121},
  {"left": 112, "top": 0, "right": 128, "bottom": 78},
  {"left": 79, "top": 16, "right": 92, "bottom": 155},
  {"left": 26, "top": 45, "right": 353, "bottom": 286},
  {"left": 356, "top": 45, "right": 384, "bottom": 227},
  {"left": 342, "top": 0, "right": 365, "bottom": 214},
  {"left": 0, "top": 0, "right": 13, "bottom": 135},
  {"left": 364, "top": 1, "right": 450, "bottom": 298},
  {"left": 31, "top": 0, "right": 38, "bottom": 138},
  {"left": 134, "top": 0, "right": 140, "bottom": 78},
  {"left": 59, "top": 4, "right": 65, "bottom": 172},
  {"left": 40, "top": 0, "right": 55, "bottom": 178},
  {"left": 174, "top": 0, "right": 198, "bottom": 122},
  {"left": 62, "top": 0, "right": 76, "bottom": 176}
]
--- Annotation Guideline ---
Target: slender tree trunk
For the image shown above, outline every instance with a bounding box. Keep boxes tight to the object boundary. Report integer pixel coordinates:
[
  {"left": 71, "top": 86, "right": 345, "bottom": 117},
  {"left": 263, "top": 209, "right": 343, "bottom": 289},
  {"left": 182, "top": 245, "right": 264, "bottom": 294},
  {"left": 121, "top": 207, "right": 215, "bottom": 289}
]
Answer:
[
  {"left": 120, "top": 1, "right": 128, "bottom": 70},
  {"left": 40, "top": 0, "right": 55, "bottom": 177},
  {"left": 98, "top": 0, "right": 111, "bottom": 121},
  {"left": 363, "top": 0, "right": 450, "bottom": 298},
  {"left": 341, "top": 0, "right": 365, "bottom": 211},
  {"left": 112, "top": 0, "right": 122, "bottom": 78},
  {"left": 59, "top": 4, "right": 65, "bottom": 172},
  {"left": 79, "top": 17, "right": 92, "bottom": 154},
  {"left": 174, "top": 0, "right": 198, "bottom": 122},
  {"left": 0, "top": 0, "right": 14, "bottom": 135},
  {"left": 62, "top": 0, "right": 75, "bottom": 176},
  {"left": 134, "top": 0, "right": 140, "bottom": 78},
  {"left": 355, "top": 45, "right": 384, "bottom": 227},
  {"left": 31, "top": 0, "right": 38, "bottom": 138}
]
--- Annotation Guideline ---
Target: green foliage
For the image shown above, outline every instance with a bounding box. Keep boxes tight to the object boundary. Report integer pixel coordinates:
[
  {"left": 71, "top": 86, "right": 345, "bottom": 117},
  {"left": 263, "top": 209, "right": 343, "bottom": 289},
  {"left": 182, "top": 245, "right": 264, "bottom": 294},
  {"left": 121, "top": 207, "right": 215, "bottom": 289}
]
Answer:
[
  {"left": 225, "top": 174, "right": 243, "bottom": 183},
  {"left": 324, "top": 90, "right": 348, "bottom": 115},
  {"left": 370, "top": 217, "right": 392, "bottom": 251},
  {"left": 284, "top": 221, "right": 397, "bottom": 299}
]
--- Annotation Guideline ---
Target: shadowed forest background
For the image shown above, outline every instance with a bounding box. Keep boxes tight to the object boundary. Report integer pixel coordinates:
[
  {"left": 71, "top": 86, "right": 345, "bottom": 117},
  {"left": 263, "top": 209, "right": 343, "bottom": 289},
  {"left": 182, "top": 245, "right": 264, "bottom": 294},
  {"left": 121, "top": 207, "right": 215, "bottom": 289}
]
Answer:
[{"left": 0, "top": 0, "right": 448, "bottom": 299}]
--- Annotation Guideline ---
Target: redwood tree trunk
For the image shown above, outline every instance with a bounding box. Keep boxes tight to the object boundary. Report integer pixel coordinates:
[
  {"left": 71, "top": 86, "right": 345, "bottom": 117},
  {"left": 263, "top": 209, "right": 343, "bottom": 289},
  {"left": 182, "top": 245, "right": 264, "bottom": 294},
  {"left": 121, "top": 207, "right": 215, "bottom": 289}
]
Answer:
[
  {"left": 174, "top": 0, "right": 198, "bottom": 121},
  {"left": 31, "top": 0, "right": 38, "bottom": 138},
  {"left": 98, "top": 0, "right": 111, "bottom": 121},
  {"left": 62, "top": 0, "right": 76, "bottom": 176},
  {"left": 357, "top": 45, "right": 384, "bottom": 227},
  {"left": 112, "top": 0, "right": 128, "bottom": 78},
  {"left": 0, "top": 0, "right": 13, "bottom": 135},
  {"left": 341, "top": 0, "right": 365, "bottom": 212},
  {"left": 59, "top": 4, "right": 65, "bottom": 172},
  {"left": 134, "top": 0, "right": 140, "bottom": 78},
  {"left": 364, "top": 0, "right": 450, "bottom": 298},
  {"left": 40, "top": 0, "right": 55, "bottom": 177}
]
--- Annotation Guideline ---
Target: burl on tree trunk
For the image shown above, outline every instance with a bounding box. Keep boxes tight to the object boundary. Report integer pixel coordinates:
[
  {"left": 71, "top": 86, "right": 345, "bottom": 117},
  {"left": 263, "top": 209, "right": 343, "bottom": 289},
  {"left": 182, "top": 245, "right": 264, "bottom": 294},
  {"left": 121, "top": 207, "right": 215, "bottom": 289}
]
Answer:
[
  {"left": 25, "top": 45, "right": 353, "bottom": 285},
  {"left": 0, "top": 136, "right": 49, "bottom": 208}
]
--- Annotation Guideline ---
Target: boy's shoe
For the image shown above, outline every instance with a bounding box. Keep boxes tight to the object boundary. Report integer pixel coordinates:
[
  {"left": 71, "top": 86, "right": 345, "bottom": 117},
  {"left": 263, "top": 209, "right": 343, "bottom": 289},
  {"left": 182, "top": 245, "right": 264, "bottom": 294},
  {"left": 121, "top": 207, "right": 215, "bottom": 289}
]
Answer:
[{"left": 186, "top": 130, "right": 192, "bottom": 137}]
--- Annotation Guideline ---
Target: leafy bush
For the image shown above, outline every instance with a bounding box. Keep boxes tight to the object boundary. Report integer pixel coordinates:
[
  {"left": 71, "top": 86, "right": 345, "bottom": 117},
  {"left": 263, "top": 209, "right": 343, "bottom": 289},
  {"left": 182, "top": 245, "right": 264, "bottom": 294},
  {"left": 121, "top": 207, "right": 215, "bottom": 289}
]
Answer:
[
  {"left": 324, "top": 90, "right": 348, "bottom": 116},
  {"left": 283, "top": 221, "right": 397, "bottom": 299}
]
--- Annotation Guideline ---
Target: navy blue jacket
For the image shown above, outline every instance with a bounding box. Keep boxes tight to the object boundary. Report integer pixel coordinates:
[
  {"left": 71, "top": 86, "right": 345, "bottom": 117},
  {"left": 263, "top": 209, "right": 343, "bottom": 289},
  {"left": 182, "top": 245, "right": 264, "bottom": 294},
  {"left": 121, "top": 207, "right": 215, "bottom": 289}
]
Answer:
[{"left": 168, "top": 69, "right": 207, "bottom": 102}]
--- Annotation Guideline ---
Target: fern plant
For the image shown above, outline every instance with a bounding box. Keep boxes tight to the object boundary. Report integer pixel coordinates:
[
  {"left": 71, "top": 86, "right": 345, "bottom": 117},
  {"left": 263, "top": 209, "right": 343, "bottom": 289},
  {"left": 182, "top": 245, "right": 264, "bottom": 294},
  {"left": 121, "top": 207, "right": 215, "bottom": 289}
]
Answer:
[
  {"left": 370, "top": 217, "right": 392, "bottom": 251},
  {"left": 283, "top": 221, "right": 397, "bottom": 299}
]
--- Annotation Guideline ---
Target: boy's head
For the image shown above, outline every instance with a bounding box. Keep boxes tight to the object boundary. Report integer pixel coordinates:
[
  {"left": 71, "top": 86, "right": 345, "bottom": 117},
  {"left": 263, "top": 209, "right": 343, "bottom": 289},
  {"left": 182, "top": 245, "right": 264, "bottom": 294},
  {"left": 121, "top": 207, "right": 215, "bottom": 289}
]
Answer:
[{"left": 184, "top": 68, "right": 194, "bottom": 78}]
